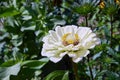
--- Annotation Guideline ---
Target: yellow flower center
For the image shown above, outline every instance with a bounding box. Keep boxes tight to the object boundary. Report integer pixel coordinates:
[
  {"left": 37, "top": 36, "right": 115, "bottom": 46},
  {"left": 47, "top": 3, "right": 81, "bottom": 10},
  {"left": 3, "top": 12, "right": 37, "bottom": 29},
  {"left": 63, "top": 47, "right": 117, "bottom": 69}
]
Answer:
[
  {"left": 99, "top": 1, "right": 105, "bottom": 9},
  {"left": 115, "top": 0, "right": 120, "bottom": 5},
  {"left": 62, "top": 33, "right": 79, "bottom": 46}
]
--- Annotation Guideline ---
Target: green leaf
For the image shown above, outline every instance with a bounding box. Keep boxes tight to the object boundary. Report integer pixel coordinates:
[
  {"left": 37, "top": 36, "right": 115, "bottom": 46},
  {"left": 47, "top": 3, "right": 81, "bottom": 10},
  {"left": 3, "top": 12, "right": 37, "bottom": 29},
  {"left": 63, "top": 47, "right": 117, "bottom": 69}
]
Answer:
[
  {"left": 0, "top": 60, "right": 19, "bottom": 67},
  {"left": 103, "top": 25, "right": 110, "bottom": 37},
  {"left": 103, "top": 1, "right": 119, "bottom": 16},
  {"left": 21, "top": 58, "right": 49, "bottom": 69},
  {"left": 62, "top": 71, "right": 69, "bottom": 80},
  {"left": 22, "top": 15, "right": 32, "bottom": 20},
  {"left": 74, "top": 3, "right": 95, "bottom": 16},
  {"left": 21, "top": 25, "right": 36, "bottom": 31},
  {"left": 44, "top": 70, "right": 69, "bottom": 80},
  {"left": 0, "top": 63, "right": 21, "bottom": 80},
  {"left": 92, "top": 51, "right": 102, "bottom": 60},
  {"left": 51, "top": 19, "right": 66, "bottom": 26},
  {"left": 0, "top": 7, "right": 20, "bottom": 18},
  {"left": 107, "top": 47, "right": 115, "bottom": 56}
]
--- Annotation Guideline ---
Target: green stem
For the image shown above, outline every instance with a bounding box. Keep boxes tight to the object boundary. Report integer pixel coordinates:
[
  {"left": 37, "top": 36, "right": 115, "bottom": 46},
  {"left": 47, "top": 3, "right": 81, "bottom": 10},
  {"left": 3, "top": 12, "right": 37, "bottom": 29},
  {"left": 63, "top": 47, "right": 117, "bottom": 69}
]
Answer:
[
  {"left": 85, "top": 14, "right": 94, "bottom": 80},
  {"left": 85, "top": 15, "right": 88, "bottom": 27},
  {"left": 110, "top": 15, "right": 113, "bottom": 47},
  {"left": 85, "top": 15, "right": 92, "bottom": 29},
  {"left": 87, "top": 55, "right": 94, "bottom": 80},
  {"left": 71, "top": 59, "right": 79, "bottom": 80}
]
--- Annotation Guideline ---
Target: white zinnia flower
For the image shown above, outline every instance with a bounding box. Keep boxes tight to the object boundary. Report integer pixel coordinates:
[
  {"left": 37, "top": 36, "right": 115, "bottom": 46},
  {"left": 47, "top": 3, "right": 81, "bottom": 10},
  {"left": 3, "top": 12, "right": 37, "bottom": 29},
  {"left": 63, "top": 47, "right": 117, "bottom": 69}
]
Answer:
[{"left": 41, "top": 25, "right": 100, "bottom": 63}]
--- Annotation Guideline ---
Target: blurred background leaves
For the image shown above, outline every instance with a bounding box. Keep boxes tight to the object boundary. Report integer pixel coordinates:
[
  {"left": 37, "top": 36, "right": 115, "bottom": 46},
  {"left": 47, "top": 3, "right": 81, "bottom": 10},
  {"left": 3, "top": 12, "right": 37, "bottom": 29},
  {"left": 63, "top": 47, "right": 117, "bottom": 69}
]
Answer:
[{"left": 0, "top": 0, "right": 120, "bottom": 80}]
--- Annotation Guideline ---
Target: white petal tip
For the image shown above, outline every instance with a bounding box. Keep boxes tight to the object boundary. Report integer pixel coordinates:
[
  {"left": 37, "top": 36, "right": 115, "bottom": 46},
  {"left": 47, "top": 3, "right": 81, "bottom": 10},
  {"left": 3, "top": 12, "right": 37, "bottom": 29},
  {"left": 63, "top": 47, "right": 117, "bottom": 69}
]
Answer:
[
  {"left": 49, "top": 57, "right": 62, "bottom": 63},
  {"left": 73, "top": 57, "right": 83, "bottom": 63}
]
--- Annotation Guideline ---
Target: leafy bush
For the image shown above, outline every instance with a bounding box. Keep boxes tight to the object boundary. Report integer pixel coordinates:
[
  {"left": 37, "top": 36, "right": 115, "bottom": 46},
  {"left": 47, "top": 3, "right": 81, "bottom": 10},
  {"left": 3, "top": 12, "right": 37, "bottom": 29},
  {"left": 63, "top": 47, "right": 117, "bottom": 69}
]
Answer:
[{"left": 0, "top": 0, "right": 120, "bottom": 80}]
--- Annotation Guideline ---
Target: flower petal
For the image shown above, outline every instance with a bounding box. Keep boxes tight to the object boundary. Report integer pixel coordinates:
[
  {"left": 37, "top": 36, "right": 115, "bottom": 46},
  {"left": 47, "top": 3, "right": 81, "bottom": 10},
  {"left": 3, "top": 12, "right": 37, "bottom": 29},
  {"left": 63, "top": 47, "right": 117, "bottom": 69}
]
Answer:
[
  {"left": 55, "top": 26, "right": 64, "bottom": 39},
  {"left": 68, "top": 53, "right": 76, "bottom": 57},
  {"left": 81, "top": 34, "right": 100, "bottom": 49},
  {"left": 49, "top": 57, "right": 62, "bottom": 63},
  {"left": 72, "top": 25, "right": 78, "bottom": 33},
  {"left": 94, "top": 38, "right": 101, "bottom": 45},
  {"left": 77, "top": 27, "right": 92, "bottom": 40},
  {"left": 42, "top": 35, "right": 56, "bottom": 44},
  {"left": 72, "top": 57, "right": 83, "bottom": 63},
  {"left": 60, "top": 52, "right": 67, "bottom": 57},
  {"left": 42, "top": 35, "right": 49, "bottom": 42},
  {"left": 41, "top": 25, "right": 100, "bottom": 63},
  {"left": 41, "top": 49, "right": 55, "bottom": 57},
  {"left": 49, "top": 30, "right": 59, "bottom": 41},
  {"left": 64, "top": 25, "right": 74, "bottom": 34},
  {"left": 72, "top": 50, "right": 90, "bottom": 63}
]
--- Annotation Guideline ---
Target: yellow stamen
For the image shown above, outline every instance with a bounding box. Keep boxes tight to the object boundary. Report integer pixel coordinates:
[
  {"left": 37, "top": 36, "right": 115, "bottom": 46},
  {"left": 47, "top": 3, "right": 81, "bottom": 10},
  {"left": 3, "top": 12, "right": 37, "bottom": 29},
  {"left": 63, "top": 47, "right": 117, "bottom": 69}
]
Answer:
[
  {"left": 62, "top": 33, "right": 79, "bottom": 46},
  {"left": 115, "top": 0, "right": 120, "bottom": 5},
  {"left": 75, "top": 34, "right": 79, "bottom": 40},
  {"left": 99, "top": 1, "right": 105, "bottom": 9},
  {"left": 62, "top": 33, "right": 70, "bottom": 41},
  {"left": 67, "top": 39, "right": 74, "bottom": 44}
]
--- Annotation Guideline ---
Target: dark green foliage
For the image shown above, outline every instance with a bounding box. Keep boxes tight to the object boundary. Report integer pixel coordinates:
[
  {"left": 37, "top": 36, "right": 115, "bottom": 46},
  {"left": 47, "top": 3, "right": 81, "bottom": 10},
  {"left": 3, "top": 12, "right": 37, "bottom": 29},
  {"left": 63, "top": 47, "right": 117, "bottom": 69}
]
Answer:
[
  {"left": 0, "top": 0, "right": 120, "bottom": 80},
  {"left": 44, "top": 70, "right": 69, "bottom": 80}
]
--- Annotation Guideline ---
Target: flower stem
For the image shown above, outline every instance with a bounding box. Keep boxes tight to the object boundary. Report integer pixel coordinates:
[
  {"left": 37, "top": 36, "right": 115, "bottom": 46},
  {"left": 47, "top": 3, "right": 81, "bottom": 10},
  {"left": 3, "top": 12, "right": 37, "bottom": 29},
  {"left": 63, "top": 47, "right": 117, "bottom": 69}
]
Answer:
[
  {"left": 85, "top": 15, "right": 88, "bottom": 27},
  {"left": 70, "top": 59, "right": 79, "bottom": 80},
  {"left": 110, "top": 15, "right": 113, "bottom": 47},
  {"left": 87, "top": 55, "right": 94, "bottom": 80},
  {"left": 85, "top": 14, "right": 94, "bottom": 80},
  {"left": 85, "top": 15, "right": 92, "bottom": 29}
]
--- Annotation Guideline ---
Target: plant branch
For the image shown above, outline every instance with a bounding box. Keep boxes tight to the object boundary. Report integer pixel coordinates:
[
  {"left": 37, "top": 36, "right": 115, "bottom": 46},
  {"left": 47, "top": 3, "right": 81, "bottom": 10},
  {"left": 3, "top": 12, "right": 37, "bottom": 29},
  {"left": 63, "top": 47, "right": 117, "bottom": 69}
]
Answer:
[
  {"left": 85, "top": 15, "right": 88, "bottom": 27},
  {"left": 110, "top": 15, "right": 113, "bottom": 47},
  {"left": 70, "top": 59, "right": 79, "bottom": 80},
  {"left": 85, "top": 14, "right": 94, "bottom": 80},
  {"left": 87, "top": 55, "right": 94, "bottom": 80}
]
